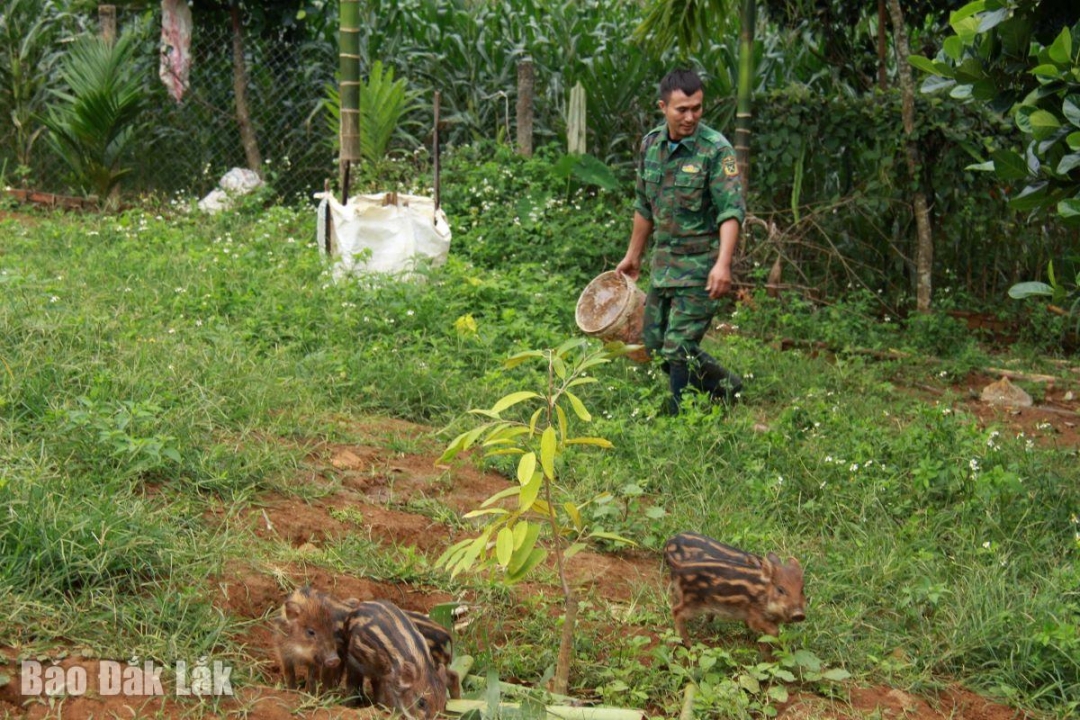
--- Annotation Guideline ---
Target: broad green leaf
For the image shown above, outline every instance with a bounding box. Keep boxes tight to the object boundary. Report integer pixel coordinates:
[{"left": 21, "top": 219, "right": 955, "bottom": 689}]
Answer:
[
  {"left": 1059, "top": 198, "right": 1080, "bottom": 220},
  {"left": 908, "top": 55, "right": 943, "bottom": 76},
  {"left": 1056, "top": 152, "right": 1080, "bottom": 175},
  {"left": 1064, "top": 97, "right": 1080, "bottom": 129},
  {"left": 1028, "top": 110, "right": 1061, "bottom": 141},
  {"left": 564, "top": 437, "right": 615, "bottom": 448},
  {"left": 1007, "top": 281, "right": 1053, "bottom": 299},
  {"left": 822, "top": 668, "right": 853, "bottom": 681},
  {"left": 564, "top": 501, "right": 583, "bottom": 530},
  {"left": 567, "top": 376, "right": 598, "bottom": 388},
  {"left": 1047, "top": 26, "right": 1072, "bottom": 66},
  {"left": 737, "top": 673, "right": 760, "bottom": 693},
  {"left": 519, "top": 470, "right": 543, "bottom": 510},
  {"left": 1032, "top": 64, "right": 1064, "bottom": 80},
  {"left": 1008, "top": 181, "right": 1050, "bottom": 211},
  {"left": 976, "top": 7, "right": 1008, "bottom": 33},
  {"left": 943, "top": 36, "right": 964, "bottom": 62},
  {"left": 517, "top": 452, "right": 537, "bottom": 486},
  {"left": 496, "top": 527, "right": 514, "bottom": 567},
  {"left": 540, "top": 426, "right": 557, "bottom": 479},
  {"left": 504, "top": 350, "right": 543, "bottom": 369},
  {"left": 791, "top": 649, "right": 822, "bottom": 671},
  {"left": 989, "top": 148, "right": 1029, "bottom": 180},
  {"left": 921, "top": 75, "right": 956, "bottom": 94},
  {"left": 768, "top": 685, "right": 790, "bottom": 703},
  {"left": 491, "top": 391, "right": 541, "bottom": 415},
  {"left": 564, "top": 390, "right": 592, "bottom": 421},
  {"left": 505, "top": 548, "right": 547, "bottom": 583},
  {"left": 949, "top": 1, "right": 988, "bottom": 28},
  {"left": 965, "top": 160, "right": 995, "bottom": 172}
]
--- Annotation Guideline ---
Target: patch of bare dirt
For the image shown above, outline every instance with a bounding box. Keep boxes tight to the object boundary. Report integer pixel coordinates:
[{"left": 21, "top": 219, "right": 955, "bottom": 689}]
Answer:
[{"left": 1, "top": 417, "right": 1043, "bottom": 719}]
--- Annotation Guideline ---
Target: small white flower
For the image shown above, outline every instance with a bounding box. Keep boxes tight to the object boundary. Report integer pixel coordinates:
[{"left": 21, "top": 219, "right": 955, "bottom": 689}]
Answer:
[
  {"left": 850, "top": 463, "right": 859, "bottom": 472},
  {"left": 825, "top": 455, "right": 833, "bottom": 463},
  {"left": 406, "top": 310, "right": 415, "bottom": 316},
  {"left": 969, "top": 458, "right": 980, "bottom": 472},
  {"left": 982, "top": 541, "right": 991, "bottom": 549},
  {"left": 49, "top": 296, "right": 59, "bottom": 303}
]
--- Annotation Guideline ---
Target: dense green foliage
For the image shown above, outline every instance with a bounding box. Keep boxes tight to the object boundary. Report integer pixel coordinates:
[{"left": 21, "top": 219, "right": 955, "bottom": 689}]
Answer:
[{"left": 1, "top": 143, "right": 1078, "bottom": 715}]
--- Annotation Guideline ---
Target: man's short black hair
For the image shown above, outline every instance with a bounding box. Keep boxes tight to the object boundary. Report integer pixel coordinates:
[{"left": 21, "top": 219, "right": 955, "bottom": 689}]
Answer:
[{"left": 659, "top": 69, "right": 703, "bottom": 102}]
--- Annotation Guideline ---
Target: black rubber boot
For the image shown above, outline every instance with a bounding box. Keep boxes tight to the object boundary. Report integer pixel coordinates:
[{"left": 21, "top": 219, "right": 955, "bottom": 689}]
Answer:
[
  {"left": 689, "top": 350, "right": 743, "bottom": 404},
  {"left": 659, "top": 361, "right": 690, "bottom": 416}
]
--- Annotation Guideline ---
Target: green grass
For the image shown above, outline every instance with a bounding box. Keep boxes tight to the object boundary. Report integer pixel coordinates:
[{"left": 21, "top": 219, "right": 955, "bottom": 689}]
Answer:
[{"left": 0, "top": 166, "right": 1077, "bottom": 718}]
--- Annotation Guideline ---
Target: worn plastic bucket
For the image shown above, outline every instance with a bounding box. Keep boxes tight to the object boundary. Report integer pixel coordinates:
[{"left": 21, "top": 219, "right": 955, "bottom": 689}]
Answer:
[{"left": 575, "top": 271, "right": 650, "bottom": 362}]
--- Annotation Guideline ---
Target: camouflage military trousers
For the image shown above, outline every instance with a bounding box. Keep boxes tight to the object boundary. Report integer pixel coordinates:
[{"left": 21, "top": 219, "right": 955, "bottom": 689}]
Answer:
[{"left": 642, "top": 284, "right": 718, "bottom": 362}]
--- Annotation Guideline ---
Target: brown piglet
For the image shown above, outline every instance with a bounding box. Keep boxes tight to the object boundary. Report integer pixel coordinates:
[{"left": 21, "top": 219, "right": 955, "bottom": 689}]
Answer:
[
  {"left": 404, "top": 609, "right": 462, "bottom": 699},
  {"left": 344, "top": 600, "right": 447, "bottom": 720},
  {"left": 663, "top": 532, "right": 806, "bottom": 652},
  {"left": 273, "top": 586, "right": 356, "bottom": 693}
]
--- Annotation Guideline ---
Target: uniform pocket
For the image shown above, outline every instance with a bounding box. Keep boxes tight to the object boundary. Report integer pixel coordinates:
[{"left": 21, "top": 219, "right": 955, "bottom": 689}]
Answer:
[{"left": 673, "top": 171, "right": 706, "bottom": 212}]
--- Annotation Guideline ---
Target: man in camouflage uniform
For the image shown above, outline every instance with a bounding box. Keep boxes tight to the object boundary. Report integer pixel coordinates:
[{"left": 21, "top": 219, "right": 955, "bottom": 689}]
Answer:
[{"left": 616, "top": 68, "right": 745, "bottom": 415}]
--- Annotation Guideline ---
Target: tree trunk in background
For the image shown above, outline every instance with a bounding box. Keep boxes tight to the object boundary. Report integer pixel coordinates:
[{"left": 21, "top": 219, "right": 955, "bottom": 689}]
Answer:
[
  {"left": 734, "top": 0, "right": 755, "bottom": 200},
  {"left": 516, "top": 58, "right": 534, "bottom": 157},
  {"left": 877, "top": 0, "right": 887, "bottom": 90},
  {"left": 339, "top": 0, "right": 360, "bottom": 189},
  {"left": 230, "top": 1, "right": 262, "bottom": 174},
  {"left": 99, "top": 4, "right": 116, "bottom": 44},
  {"left": 887, "top": 0, "right": 933, "bottom": 312}
]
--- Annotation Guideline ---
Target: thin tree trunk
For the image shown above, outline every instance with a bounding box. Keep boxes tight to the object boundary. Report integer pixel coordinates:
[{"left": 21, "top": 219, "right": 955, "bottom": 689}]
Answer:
[
  {"left": 887, "top": 0, "right": 933, "bottom": 312},
  {"left": 339, "top": 0, "right": 360, "bottom": 190},
  {"left": 517, "top": 58, "right": 534, "bottom": 157},
  {"left": 734, "top": 0, "right": 755, "bottom": 199},
  {"left": 877, "top": 0, "right": 887, "bottom": 90},
  {"left": 99, "top": 4, "right": 116, "bottom": 44},
  {"left": 230, "top": 2, "right": 262, "bottom": 174}
]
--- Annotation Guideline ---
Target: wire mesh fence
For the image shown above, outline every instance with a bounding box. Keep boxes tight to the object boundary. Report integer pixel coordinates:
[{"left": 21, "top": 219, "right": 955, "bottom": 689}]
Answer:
[{"left": 2, "top": 6, "right": 339, "bottom": 204}]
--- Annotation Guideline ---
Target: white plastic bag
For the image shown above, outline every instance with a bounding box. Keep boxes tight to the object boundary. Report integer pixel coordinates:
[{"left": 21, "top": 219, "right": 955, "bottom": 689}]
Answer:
[{"left": 315, "top": 192, "right": 451, "bottom": 282}]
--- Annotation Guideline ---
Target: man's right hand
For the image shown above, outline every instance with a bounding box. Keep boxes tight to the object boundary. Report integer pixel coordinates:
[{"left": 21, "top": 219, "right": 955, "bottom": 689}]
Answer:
[{"left": 615, "top": 255, "right": 641, "bottom": 282}]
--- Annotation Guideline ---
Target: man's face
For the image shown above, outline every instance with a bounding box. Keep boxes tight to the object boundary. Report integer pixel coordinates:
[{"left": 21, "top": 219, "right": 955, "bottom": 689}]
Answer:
[{"left": 659, "top": 89, "right": 703, "bottom": 141}]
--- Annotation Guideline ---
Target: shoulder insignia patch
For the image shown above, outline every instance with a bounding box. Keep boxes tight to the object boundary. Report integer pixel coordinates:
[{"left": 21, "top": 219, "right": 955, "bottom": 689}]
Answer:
[{"left": 722, "top": 155, "right": 738, "bottom": 177}]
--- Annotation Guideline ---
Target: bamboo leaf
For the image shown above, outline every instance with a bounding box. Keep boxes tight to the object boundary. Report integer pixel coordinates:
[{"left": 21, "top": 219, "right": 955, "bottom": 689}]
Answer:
[
  {"left": 552, "top": 354, "right": 567, "bottom": 379},
  {"left": 435, "top": 537, "right": 472, "bottom": 569},
  {"left": 496, "top": 527, "right": 514, "bottom": 567},
  {"left": 565, "top": 437, "right": 615, "bottom": 448},
  {"left": 463, "top": 507, "right": 510, "bottom": 518},
  {"left": 504, "top": 350, "right": 544, "bottom": 369},
  {"left": 506, "top": 548, "right": 547, "bottom": 583},
  {"left": 482, "top": 485, "right": 523, "bottom": 508},
  {"left": 564, "top": 391, "right": 592, "bottom": 422},
  {"left": 517, "top": 452, "right": 537, "bottom": 486},
  {"left": 567, "top": 377, "right": 599, "bottom": 388},
  {"left": 555, "top": 404, "right": 568, "bottom": 443},
  {"left": 491, "top": 391, "right": 541, "bottom": 415},
  {"left": 564, "top": 542, "right": 588, "bottom": 559},
  {"left": 564, "top": 501, "right": 583, "bottom": 530},
  {"left": 589, "top": 530, "right": 637, "bottom": 547},
  {"left": 519, "top": 470, "right": 543, "bottom": 510},
  {"left": 540, "top": 426, "right": 557, "bottom": 479}
]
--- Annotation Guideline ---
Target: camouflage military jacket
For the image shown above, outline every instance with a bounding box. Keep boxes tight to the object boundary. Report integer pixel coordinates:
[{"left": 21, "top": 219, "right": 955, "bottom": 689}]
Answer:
[{"left": 634, "top": 122, "right": 746, "bottom": 287}]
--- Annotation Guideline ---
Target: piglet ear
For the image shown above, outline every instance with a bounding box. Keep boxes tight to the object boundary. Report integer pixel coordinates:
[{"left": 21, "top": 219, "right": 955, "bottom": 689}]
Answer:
[
  {"left": 284, "top": 601, "right": 302, "bottom": 620},
  {"left": 787, "top": 556, "right": 801, "bottom": 569},
  {"left": 342, "top": 597, "right": 361, "bottom": 608},
  {"left": 766, "top": 552, "right": 781, "bottom": 566}
]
